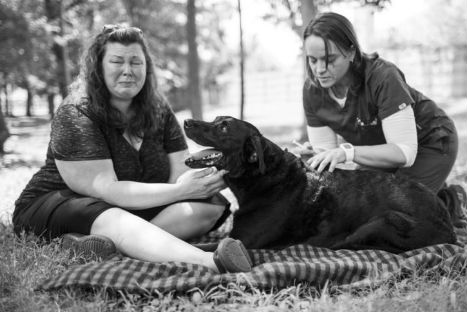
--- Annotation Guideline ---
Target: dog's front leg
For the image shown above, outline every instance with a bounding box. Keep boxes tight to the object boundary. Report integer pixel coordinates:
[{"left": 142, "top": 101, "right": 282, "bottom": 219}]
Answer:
[{"left": 230, "top": 213, "right": 285, "bottom": 249}]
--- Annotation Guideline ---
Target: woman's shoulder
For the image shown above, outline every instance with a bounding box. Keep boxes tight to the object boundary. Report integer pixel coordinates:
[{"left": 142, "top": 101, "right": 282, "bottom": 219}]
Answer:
[
  {"left": 54, "top": 97, "right": 95, "bottom": 126},
  {"left": 364, "top": 55, "right": 404, "bottom": 82}
]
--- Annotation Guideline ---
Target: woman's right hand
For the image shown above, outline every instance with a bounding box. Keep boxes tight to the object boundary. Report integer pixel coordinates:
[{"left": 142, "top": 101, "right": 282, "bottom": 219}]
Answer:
[{"left": 176, "top": 167, "right": 228, "bottom": 199}]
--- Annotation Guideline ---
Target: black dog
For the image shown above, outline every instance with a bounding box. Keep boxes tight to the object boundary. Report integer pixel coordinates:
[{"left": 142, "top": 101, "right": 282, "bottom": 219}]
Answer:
[{"left": 184, "top": 116, "right": 456, "bottom": 252}]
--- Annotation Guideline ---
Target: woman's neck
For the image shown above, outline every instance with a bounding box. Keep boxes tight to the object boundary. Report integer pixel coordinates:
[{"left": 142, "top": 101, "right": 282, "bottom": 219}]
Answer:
[
  {"left": 110, "top": 98, "right": 132, "bottom": 119},
  {"left": 331, "top": 72, "right": 353, "bottom": 99}
]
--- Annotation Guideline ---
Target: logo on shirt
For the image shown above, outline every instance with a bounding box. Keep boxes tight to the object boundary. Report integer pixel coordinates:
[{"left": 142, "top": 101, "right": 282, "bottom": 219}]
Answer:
[{"left": 356, "top": 117, "right": 378, "bottom": 127}]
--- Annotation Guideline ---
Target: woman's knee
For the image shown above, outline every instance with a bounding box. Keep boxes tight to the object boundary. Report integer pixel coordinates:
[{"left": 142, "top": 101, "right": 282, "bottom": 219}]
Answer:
[
  {"left": 191, "top": 202, "right": 225, "bottom": 229},
  {"left": 90, "top": 207, "right": 129, "bottom": 236},
  {"left": 154, "top": 202, "right": 226, "bottom": 234}
]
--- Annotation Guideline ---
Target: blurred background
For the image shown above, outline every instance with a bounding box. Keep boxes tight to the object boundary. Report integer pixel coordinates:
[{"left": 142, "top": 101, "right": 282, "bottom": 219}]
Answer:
[
  {"left": 0, "top": 0, "right": 466, "bottom": 161},
  {"left": 0, "top": 0, "right": 466, "bottom": 222}
]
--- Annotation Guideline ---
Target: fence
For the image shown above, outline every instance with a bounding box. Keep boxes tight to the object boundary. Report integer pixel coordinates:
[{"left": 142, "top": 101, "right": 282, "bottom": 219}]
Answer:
[{"left": 210, "top": 45, "right": 467, "bottom": 119}]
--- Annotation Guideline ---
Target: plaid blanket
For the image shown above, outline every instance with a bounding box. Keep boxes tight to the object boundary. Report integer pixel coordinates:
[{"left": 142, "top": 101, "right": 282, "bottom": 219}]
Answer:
[{"left": 38, "top": 218, "right": 467, "bottom": 294}]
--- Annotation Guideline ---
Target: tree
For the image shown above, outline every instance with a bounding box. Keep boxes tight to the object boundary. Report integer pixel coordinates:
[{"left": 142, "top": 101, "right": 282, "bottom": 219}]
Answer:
[
  {"left": 186, "top": 0, "right": 203, "bottom": 119},
  {"left": 0, "top": 108, "right": 8, "bottom": 154},
  {"left": 0, "top": 0, "right": 30, "bottom": 116},
  {"left": 119, "top": 0, "right": 235, "bottom": 116},
  {"left": 237, "top": 0, "right": 245, "bottom": 120}
]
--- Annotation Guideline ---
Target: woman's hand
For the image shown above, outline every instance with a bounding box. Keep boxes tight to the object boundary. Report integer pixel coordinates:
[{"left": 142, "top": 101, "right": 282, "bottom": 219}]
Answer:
[
  {"left": 307, "top": 147, "right": 346, "bottom": 173},
  {"left": 176, "top": 167, "right": 228, "bottom": 199},
  {"left": 291, "top": 141, "right": 316, "bottom": 162}
]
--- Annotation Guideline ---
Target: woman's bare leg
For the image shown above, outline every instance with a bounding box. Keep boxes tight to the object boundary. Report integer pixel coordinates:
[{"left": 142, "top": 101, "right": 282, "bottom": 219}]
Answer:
[
  {"left": 90, "top": 208, "right": 219, "bottom": 271},
  {"left": 150, "top": 202, "right": 225, "bottom": 240}
]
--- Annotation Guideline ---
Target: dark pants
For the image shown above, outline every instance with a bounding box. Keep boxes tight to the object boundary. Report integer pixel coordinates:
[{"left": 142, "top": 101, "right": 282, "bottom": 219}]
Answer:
[
  {"left": 396, "top": 124, "right": 458, "bottom": 193},
  {"left": 13, "top": 190, "right": 231, "bottom": 241}
]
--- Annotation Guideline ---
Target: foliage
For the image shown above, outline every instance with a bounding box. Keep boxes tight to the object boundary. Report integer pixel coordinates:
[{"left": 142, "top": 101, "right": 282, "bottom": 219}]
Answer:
[
  {"left": 380, "top": 0, "right": 467, "bottom": 48},
  {"left": 0, "top": 0, "right": 236, "bottom": 115},
  {"left": 263, "top": 0, "right": 391, "bottom": 36},
  {"left": 0, "top": 1, "right": 33, "bottom": 86}
]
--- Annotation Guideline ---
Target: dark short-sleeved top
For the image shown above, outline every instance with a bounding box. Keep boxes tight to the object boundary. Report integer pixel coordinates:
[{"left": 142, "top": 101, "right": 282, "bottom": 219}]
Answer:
[
  {"left": 303, "top": 55, "right": 456, "bottom": 147},
  {"left": 14, "top": 99, "right": 187, "bottom": 212}
]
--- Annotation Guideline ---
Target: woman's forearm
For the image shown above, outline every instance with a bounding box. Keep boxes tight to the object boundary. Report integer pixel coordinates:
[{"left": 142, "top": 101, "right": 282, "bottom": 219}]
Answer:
[
  {"left": 354, "top": 143, "right": 407, "bottom": 168},
  {"left": 97, "top": 180, "right": 187, "bottom": 210}
]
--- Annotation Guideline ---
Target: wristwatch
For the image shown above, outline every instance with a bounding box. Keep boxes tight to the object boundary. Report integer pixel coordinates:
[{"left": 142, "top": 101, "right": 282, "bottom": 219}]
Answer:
[{"left": 339, "top": 143, "right": 355, "bottom": 163}]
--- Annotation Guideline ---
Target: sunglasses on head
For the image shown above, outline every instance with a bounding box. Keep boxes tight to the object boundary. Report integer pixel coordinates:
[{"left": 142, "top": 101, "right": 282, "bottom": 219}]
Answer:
[{"left": 102, "top": 24, "right": 143, "bottom": 36}]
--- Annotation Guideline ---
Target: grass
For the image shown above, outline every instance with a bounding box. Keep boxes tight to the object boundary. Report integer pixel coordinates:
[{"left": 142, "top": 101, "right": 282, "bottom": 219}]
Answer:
[{"left": 1, "top": 103, "right": 467, "bottom": 311}]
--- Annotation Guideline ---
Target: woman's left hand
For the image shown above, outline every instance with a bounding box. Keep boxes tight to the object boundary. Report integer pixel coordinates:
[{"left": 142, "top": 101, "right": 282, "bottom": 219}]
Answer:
[{"left": 307, "top": 148, "right": 346, "bottom": 173}]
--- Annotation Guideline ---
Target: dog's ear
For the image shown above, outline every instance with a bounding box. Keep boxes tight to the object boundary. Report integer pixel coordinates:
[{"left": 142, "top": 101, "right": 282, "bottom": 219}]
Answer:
[{"left": 248, "top": 135, "right": 266, "bottom": 174}]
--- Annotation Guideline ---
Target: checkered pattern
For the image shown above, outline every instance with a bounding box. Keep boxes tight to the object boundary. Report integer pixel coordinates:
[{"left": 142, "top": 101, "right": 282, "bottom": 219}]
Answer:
[
  {"left": 38, "top": 243, "right": 466, "bottom": 293},
  {"left": 38, "top": 219, "right": 467, "bottom": 294}
]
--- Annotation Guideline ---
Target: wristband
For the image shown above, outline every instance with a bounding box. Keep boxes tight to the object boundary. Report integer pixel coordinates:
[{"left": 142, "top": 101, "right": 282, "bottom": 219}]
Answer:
[{"left": 339, "top": 143, "right": 355, "bottom": 163}]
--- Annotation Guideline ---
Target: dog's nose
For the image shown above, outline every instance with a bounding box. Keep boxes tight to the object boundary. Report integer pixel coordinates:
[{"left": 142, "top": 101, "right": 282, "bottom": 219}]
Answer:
[{"left": 184, "top": 119, "right": 193, "bottom": 128}]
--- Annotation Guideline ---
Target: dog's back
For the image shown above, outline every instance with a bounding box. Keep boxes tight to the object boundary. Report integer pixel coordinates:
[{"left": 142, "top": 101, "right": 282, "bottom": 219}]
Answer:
[
  {"left": 229, "top": 139, "right": 456, "bottom": 251},
  {"left": 306, "top": 167, "right": 456, "bottom": 251}
]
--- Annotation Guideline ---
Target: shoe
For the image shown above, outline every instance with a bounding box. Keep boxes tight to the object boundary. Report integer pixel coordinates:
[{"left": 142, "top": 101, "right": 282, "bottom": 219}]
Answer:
[
  {"left": 213, "top": 238, "right": 253, "bottom": 273},
  {"left": 61, "top": 233, "right": 117, "bottom": 261},
  {"left": 438, "top": 184, "right": 467, "bottom": 228}
]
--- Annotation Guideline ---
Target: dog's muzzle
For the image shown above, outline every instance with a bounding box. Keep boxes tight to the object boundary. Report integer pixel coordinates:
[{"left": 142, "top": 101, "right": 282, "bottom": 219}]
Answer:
[{"left": 185, "top": 148, "right": 224, "bottom": 168}]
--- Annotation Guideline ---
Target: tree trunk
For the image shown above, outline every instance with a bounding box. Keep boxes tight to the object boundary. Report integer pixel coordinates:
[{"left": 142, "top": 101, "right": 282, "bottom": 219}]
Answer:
[
  {"left": 4, "top": 84, "right": 10, "bottom": 117},
  {"left": 48, "top": 91, "right": 55, "bottom": 119},
  {"left": 25, "top": 81, "right": 33, "bottom": 117},
  {"left": 186, "top": 0, "right": 203, "bottom": 120},
  {"left": 57, "top": 0, "right": 70, "bottom": 98},
  {"left": 46, "top": 0, "right": 70, "bottom": 99},
  {"left": 0, "top": 108, "right": 10, "bottom": 154},
  {"left": 299, "top": 0, "right": 318, "bottom": 141},
  {"left": 300, "top": 0, "right": 317, "bottom": 30},
  {"left": 238, "top": 0, "right": 245, "bottom": 120},
  {"left": 2, "top": 75, "right": 10, "bottom": 116}
]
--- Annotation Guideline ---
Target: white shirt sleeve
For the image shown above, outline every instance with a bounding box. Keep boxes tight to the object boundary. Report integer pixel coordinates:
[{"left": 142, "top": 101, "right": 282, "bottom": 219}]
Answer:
[
  {"left": 382, "top": 106, "right": 418, "bottom": 167},
  {"left": 306, "top": 125, "right": 338, "bottom": 151}
]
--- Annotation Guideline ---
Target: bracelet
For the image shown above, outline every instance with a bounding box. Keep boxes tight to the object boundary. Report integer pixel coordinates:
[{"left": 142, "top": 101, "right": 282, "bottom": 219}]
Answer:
[{"left": 339, "top": 143, "right": 355, "bottom": 163}]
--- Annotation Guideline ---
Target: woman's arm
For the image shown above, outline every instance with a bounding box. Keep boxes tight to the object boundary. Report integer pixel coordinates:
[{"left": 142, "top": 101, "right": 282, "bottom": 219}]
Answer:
[
  {"left": 308, "top": 106, "right": 417, "bottom": 172},
  {"left": 353, "top": 106, "right": 417, "bottom": 168},
  {"left": 306, "top": 125, "right": 338, "bottom": 151},
  {"left": 167, "top": 149, "right": 191, "bottom": 183},
  {"left": 55, "top": 158, "right": 226, "bottom": 210}
]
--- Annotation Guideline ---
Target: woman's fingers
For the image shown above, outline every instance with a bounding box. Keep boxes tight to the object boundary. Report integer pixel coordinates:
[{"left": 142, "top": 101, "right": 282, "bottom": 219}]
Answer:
[{"left": 307, "top": 148, "right": 346, "bottom": 173}]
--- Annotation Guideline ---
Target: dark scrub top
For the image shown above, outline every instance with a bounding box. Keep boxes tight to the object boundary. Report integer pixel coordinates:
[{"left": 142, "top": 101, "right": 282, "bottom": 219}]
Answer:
[
  {"left": 14, "top": 99, "right": 187, "bottom": 215},
  {"left": 303, "top": 55, "right": 456, "bottom": 149}
]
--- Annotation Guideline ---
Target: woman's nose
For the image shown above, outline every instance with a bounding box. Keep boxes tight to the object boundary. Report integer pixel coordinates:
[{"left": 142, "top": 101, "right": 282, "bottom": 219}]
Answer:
[
  {"left": 122, "top": 63, "right": 132, "bottom": 76},
  {"left": 315, "top": 60, "right": 327, "bottom": 74}
]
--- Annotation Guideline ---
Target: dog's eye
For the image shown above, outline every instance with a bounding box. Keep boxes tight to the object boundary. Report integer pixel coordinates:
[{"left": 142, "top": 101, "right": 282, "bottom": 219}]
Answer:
[{"left": 219, "top": 121, "right": 229, "bottom": 133}]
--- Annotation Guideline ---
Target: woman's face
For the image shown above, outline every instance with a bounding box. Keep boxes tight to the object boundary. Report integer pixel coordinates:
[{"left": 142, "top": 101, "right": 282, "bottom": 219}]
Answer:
[
  {"left": 102, "top": 42, "right": 147, "bottom": 103},
  {"left": 304, "top": 35, "right": 355, "bottom": 89}
]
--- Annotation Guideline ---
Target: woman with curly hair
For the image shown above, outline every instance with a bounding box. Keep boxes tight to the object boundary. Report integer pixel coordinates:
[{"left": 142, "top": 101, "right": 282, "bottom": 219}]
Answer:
[{"left": 13, "top": 25, "right": 252, "bottom": 273}]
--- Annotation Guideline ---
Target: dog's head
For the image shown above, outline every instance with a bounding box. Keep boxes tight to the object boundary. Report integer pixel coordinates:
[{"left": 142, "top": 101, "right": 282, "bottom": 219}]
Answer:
[{"left": 184, "top": 116, "right": 267, "bottom": 178}]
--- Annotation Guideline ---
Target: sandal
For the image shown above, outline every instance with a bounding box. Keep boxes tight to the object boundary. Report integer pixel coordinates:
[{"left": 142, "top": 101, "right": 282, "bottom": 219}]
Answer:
[
  {"left": 61, "top": 233, "right": 117, "bottom": 261},
  {"left": 213, "top": 238, "right": 253, "bottom": 273}
]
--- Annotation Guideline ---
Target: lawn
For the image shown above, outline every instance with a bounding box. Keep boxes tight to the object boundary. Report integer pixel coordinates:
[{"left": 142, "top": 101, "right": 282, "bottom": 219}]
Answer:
[{"left": 1, "top": 100, "right": 466, "bottom": 311}]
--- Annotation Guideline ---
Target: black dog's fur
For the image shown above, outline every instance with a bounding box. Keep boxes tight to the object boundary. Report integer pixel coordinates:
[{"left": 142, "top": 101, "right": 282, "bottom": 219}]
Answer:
[{"left": 184, "top": 116, "right": 457, "bottom": 252}]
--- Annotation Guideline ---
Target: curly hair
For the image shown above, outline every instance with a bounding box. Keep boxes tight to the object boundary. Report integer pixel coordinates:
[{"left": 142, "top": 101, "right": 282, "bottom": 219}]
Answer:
[{"left": 69, "top": 24, "right": 166, "bottom": 138}]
